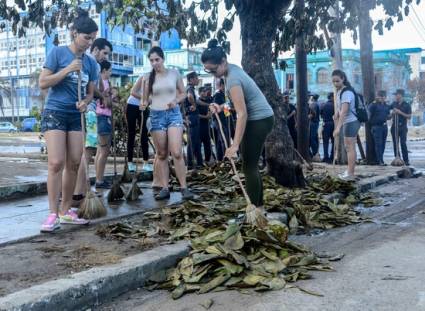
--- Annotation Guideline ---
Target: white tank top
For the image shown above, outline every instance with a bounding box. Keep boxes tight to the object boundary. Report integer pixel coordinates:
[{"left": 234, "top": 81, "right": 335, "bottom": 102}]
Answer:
[
  {"left": 150, "top": 69, "right": 179, "bottom": 110},
  {"left": 127, "top": 75, "right": 145, "bottom": 106}
]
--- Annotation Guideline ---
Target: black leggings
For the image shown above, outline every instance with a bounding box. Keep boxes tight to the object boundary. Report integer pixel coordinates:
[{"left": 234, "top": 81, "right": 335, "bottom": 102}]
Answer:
[
  {"left": 240, "top": 116, "right": 274, "bottom": 206},
  {"left": 126, "top": 104, "right": 149, "bottom": 162}
]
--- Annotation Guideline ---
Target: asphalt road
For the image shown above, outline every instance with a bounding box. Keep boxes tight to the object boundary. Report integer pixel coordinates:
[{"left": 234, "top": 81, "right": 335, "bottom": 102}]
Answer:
[{"left": 95, "top": 176, "right": 425, "bottom": 311}]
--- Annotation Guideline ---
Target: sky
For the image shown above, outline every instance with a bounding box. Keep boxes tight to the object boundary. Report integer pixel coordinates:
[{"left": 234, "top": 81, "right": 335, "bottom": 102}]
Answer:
[{"left": 219, "top": 2, "right": 425, "bottom": 65}]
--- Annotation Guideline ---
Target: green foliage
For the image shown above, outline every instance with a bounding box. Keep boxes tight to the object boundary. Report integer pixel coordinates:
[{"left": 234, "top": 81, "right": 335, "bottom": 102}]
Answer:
[
  {"left": 0, "top": 0, "right": 420, "bottom": 60},
  {"left": 29, "top": 106, "right": 41, "bottom": 121},
  {"left": 113, "top": 83, "right": 131, "bottom": 157}
]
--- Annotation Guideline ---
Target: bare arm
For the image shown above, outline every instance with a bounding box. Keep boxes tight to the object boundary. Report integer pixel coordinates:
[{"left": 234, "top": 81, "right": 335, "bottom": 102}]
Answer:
[
  {"left": 335, "top": 102, "right": 349, "bottom": 132},
  {"left": 130, "top": 76, "right": 143, "bottom": 100},
  {"left": 39, "top": 59, "right": 81, "bottom": 89},
  {"left": 228, "top": 85, "right": 247, "bottom": 150},
  {"left": 175, "top": 76, "right": 187, "bottom": 104}
]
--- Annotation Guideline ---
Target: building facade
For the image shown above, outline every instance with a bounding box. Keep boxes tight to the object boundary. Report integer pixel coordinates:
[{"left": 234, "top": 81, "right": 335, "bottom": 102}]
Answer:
[{"left": 275, "top": 48, "right": 423, "bottom": 102}]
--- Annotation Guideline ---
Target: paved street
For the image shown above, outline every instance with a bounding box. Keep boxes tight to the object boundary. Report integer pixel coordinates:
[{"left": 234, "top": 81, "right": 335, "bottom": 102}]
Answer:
[{"left": 96, "top": 177, "right": 425, "bottom": 311}]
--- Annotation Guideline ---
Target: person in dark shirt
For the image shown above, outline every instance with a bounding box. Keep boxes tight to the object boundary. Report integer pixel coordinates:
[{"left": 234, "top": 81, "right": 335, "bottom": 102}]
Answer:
[
  {"left": 369, "top": 90, "right": 390, "bottom": 165},
  {"left": 185, "top": 71, "right": 203, "bottom": 169},
  {"left": 198, "top": 86, "right": 212, "bottom": 164},
  {"left": 390, "top": 89, "right": 412, "bottom": 165},
  {"left": 283, "top": 91, "right": 297, "bottom": 148},
  {"left": 320, "top": 92, "right": 335, "bottom": 163},
  {"left": 309, "top": 94, "right": 320, "bottom": 160},
  {"left": 211, "top": 79, "right": 229, "bottom": 161}
]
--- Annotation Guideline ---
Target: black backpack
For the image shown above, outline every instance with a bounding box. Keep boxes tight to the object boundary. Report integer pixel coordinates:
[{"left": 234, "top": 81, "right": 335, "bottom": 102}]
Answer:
[{"left": 340, "top": 86, "right": 369, "bottom": 123}]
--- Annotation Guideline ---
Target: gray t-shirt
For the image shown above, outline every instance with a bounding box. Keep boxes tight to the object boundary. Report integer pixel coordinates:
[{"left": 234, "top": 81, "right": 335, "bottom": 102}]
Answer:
[
  {"left": 225, "top": 64, "right": 274, "bottom": 121},
  {"left": 337, "top": 88, "right": 357, "bottom": 124}
]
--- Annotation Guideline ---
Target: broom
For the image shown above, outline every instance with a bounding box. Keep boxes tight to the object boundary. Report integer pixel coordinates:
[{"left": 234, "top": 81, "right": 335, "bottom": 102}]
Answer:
[
  {"left": 77, "top": 70, "right": 106, "bottom": 219},
  {"left": 214, "top": 112, "right": 268, "bottom": 228},
  {"left": 126, "top": 110, "right": 143, "bottom": 201},
  {"left": 108, "top": 104, "right": 125, "bottom": 202},
  {"left": 121, "top": 118, "right": 133, "bottom": 183},
  {"left": 391, "top": 113, "right": 405, "bottom": 166}
]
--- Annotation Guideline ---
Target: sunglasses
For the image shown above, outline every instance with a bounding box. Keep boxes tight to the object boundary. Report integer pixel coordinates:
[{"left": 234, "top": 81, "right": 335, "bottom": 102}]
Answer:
[{"left": 204, "top": 65, "right": 219, "bottom": 74}]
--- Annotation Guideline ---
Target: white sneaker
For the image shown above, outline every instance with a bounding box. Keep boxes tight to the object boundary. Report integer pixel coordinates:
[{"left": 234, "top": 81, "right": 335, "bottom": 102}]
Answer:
[
  {"left": 128, "top": 162, "right": 136, "bottom": 172},
  {"left": 339, "top": 171, "right": 355, "bottom": 181}
]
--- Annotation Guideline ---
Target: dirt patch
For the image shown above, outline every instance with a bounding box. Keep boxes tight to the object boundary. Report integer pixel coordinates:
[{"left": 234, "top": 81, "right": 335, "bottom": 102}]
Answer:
[{"left": 0, "top": 213, "right": 164, "bottom": 297}]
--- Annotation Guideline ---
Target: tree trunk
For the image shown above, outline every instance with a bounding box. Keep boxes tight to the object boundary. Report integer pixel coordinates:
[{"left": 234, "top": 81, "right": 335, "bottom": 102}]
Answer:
[
  {"left": 329, "top": 4, "right": 347, "bottom": 165},
  {"left": 237, "top": 1, "right": 305, "bottom": 187},
  {"left": 295, "top": 0, "right": 310, "bottom": 162},
  {"left": 359, "top": 0, "right": 377, "bottom": 164}
]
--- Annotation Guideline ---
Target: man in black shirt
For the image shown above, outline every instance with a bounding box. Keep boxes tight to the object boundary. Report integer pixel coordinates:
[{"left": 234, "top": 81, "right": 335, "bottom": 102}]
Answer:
[
  {"left": 198, "top": 86, "right": 212, "bottom": 164},
  {"left": 390, "top": 89, "right": 411, "bottom": 165},
  {"left": 309, "top": 94, "right": 320, "bottom": 160},
  {"left": 283, "top": 91, "right": 297, "bottom": 148},
  {"left": 369, "top": 90, "right": 390, "bottom": 165},
  {"left": 320, "top": 92, "right": 335, "bottom": 163},
  {"left": 185, "top": 72, "right": 203, "bottom": 169}
]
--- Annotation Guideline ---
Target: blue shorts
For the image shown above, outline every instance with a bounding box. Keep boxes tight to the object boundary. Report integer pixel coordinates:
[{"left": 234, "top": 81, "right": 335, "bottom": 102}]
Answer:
[
  {"left": 97, "top": 115, "right": 112, "bottom": 136},
  {"left": 149, "top": 107, "right": 184, "bottom": 132},
  {"left": 41, "top": 109, "right": 81, "bottom": 133}
]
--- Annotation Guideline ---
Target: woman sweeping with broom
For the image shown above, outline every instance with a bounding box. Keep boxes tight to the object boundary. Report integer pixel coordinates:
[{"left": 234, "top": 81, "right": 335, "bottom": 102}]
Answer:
[
  {"left": 39, "top": 10, "right": 99, "bottom": 232},
  {"left": 140, "top": 46, "right": 194, "bottom": 201},
  {"left": 202, "top": 39, "right": 274, "bottom": 208}
]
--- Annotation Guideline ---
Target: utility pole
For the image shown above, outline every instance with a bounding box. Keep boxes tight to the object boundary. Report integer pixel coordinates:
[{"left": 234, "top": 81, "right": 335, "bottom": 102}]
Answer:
[
  {"left": 359, "top": 0, "right": 377, "bottom": 164},
  {"left": 295, "top": 0, "right": 310, "bottom": 161}
]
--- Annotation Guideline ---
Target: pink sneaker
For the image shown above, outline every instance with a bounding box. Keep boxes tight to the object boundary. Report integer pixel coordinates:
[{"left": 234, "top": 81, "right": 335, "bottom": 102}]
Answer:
[
  {"left": 40, "top": 213, "right": 60, "bottom": 232},
  {"left": 60, "top": 210, "right": 89, "bottom": 225}
]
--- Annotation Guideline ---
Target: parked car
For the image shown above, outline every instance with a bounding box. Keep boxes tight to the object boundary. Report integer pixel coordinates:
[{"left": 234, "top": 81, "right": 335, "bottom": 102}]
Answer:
[
  {"left": 0, "top": 122, "right": 18, "bottom": 133},
  {"left": 21, "top": 117, "right": 39, "bottom": 132}
]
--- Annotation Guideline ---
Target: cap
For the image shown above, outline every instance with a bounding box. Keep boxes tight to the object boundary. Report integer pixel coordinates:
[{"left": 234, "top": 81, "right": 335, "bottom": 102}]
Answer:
[
  {"left": 377, "top": 90, "right": 387, "bottom": 97},
  {"left": 392, "top": 89, "right": 405, "bottom": 96}
]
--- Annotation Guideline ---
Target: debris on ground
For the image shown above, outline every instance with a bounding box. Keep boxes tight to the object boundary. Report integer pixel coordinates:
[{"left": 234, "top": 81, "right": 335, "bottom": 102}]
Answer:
[{"left": 95, "top": 162, "right": 382, "bottom": 299}]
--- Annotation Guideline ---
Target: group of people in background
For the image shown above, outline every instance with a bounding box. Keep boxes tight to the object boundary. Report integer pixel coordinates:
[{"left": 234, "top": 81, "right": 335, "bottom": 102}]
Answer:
[
  {"left": 38, "top": 10, "right": 274, "bottom": 233},
  {"left": 283, "top": 70, "right": 412, "bottom": 179}
]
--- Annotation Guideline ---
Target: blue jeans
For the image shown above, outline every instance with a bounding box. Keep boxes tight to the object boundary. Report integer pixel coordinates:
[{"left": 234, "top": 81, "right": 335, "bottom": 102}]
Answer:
[
  {"left": 322, "top": 121, "right": 334, "bottom": 161},
  {"left": 371, "top": 124, "right": 388, "bottom": 164},
  {"left": 309, "top": 121, "right": 319, "bottom": 156},
  {"left": 41, "top": 109, "right": 81, "bottom": 132}
]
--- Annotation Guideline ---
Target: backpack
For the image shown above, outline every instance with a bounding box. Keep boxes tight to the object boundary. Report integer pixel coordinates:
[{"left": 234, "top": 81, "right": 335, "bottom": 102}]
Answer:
[{"left": 340, "top": 86, "right": 369, "bottom": 123}]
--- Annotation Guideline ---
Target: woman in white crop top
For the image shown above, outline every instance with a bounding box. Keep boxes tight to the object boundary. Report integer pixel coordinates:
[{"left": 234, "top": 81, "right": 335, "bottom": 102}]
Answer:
[{"left": 141, "top": 46, "right": 194, "bottom": 200}]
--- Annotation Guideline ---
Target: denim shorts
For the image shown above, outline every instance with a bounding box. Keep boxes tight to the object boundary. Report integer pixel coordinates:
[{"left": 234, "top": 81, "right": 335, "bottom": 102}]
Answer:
[
  {"left": 41, "top": 109, "right": 81, "bottom": 133},
  {"left": 97, "top": 115, "right": 112, "bottom": 136},
  {"left": 149, "top": 107, "right": 183, "bottom": 132},
  {"left": 343, "top": 120, "right": 361, "bottom": 138}
]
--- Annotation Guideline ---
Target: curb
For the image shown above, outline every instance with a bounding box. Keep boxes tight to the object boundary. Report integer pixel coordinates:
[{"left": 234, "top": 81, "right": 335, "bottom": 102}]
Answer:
[
  {"left": 0, "top": 171, "right": 153, "bottom": 202},
  {"left": 0, "top": 241, "right": 190, "bottom": 311}
]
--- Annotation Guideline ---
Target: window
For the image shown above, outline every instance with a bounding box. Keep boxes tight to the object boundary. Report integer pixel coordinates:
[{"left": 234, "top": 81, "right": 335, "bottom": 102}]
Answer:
[
  {"left": 317, "top": 68, "right": 329, "bottom": 84},
  {"left": 421, "top": 56, "right": 425, "bottom": 65}
]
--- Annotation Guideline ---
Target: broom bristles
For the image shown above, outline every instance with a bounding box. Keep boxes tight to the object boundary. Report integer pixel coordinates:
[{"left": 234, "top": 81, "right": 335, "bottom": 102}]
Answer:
[
  {"left": 391, "top": 157, "right": 405, "bottom": 166},
  {"left": 108, "top": 179, "right": 125, "bottom": 202},
  {"left": 245, "top": 204, "right": 268, "bottom": 228},
  {"left": 126, "top": 179, "right": 143, "bottom": 201},
  {"left": 121, "top": 163, "right": 133, "bottom": 183},
  {"left": 78, "top": 191, "right": 107, "bottom": 219}
]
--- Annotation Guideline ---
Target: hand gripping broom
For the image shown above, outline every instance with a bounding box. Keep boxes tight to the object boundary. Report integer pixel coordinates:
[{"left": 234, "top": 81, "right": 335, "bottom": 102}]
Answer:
[
  {"left": 77, "top": 70, "right": 107, "bottom": 219},
  {"left": 126, "top": 110, "right": 144, "bottom": 200},
  {"left": 214, "top": 112, "right": 268, "bottom": 228}
]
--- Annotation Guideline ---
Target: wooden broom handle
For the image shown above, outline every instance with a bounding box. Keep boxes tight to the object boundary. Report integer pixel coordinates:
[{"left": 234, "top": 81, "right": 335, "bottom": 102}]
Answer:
[{"left": 214, "top": 112, "right": 252, "bottom": 205}]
